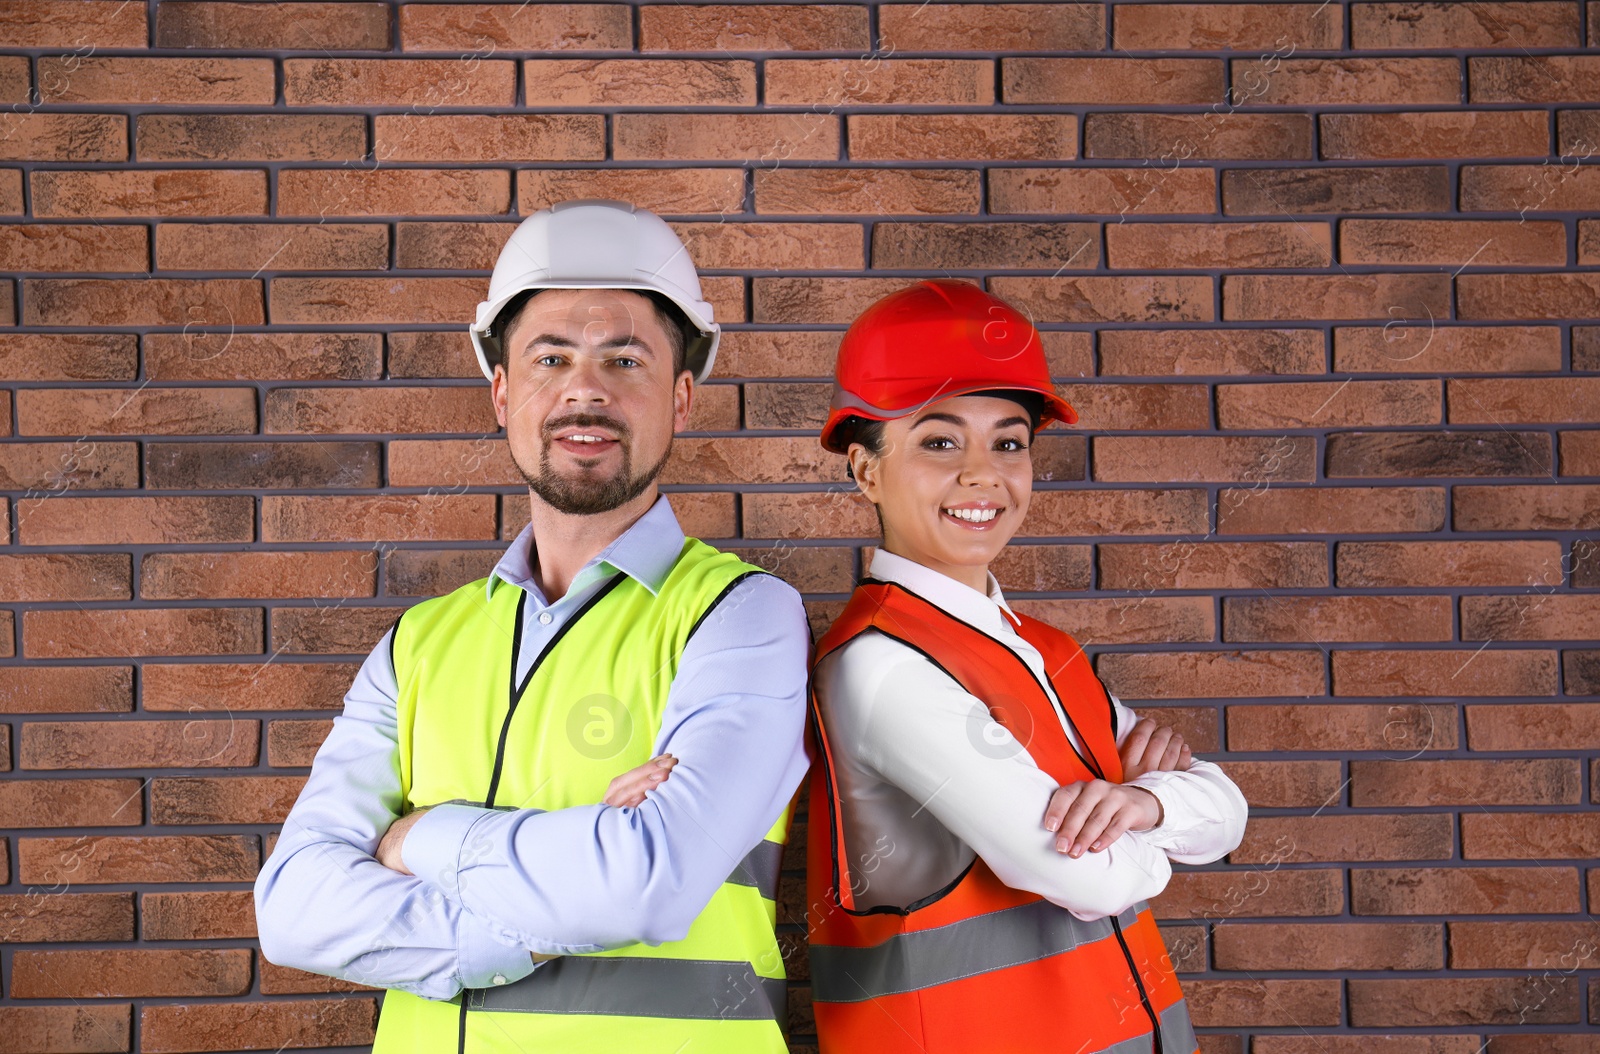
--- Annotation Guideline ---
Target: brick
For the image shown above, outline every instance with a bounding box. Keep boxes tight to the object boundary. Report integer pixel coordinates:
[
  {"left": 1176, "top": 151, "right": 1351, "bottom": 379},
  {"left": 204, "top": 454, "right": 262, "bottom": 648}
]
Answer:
[
  {"left": 260, "top": 958, "right": 378, "bottom": 994},
  {"left": 1353, "top": 866, "right": 1578, "bottom": 915},
  {"left": 617, "top": 113, "right": 838, "bottom": 161},
  {"left": 1450, "top": 921, "right": 1600, "bottom": 970},
  {"left": 0, "top": 55, "right": 22, "bottom": 102},
  {"left": 0, "top": 554, "right": 129, "bottom": 601},
  {"left": 768, "top": 58, "right": 990, "bottom": 106},
  {"left": 142, "top": 890, "right": 255, "bottom": 940},
  {"left": 1464, "top": 595, "right": 1600, "bottom": 642},
  {"left": 1335, "top": 647, "right": 1558, "bottom": 698},
  {"left": 1224, "top": 165, "right": 1450, "bottom": 214},
  {"left": 1564, "top": 113, "right": 1600, "bottom": 163},
  {"left": 1218, "top": 485, "right": 1446, "bottom": 535},
  {"left": 145, "top": 440, "right": 380, "bottom": 491},
  {"left": 526, "top": 58, "right": 757, "bottom": 105},
  {"left": 385, "top": 549, "right": 499, "bottom": 597},
  {"left": 376, "top": 113, "right": 603, "bottom": 163},
  {"left": 1214, "top": 922, "right": 1441, "bottom": 970},
  {"left": 158, "top": 1, "right": 387, "bottom": 48},
  {"left": 1227, "top": 595, "right": 1452, "bottom": 643},
  {"left": 1102, "top": 541, "right": 1327, "bottom": 593},
  {"left": 1097, "top": 650, "right": 1323, "bottom": 700},
  {"left": 676, "top": 221, "right": 862, "bottom": 271},
  {"left": 400, "top": 3, "right": 628, "bottom": 50},
  {"left": 1227, "top": 273, "right": 1452, "bottom": 322},
  {"left": 156, "top": 222, "right": 386, "bottom": 271},
  {"left": 990, "top": 166, "right": 1216, "bottom": 216},
  {"left": 1004, "top": 57, "right": 1221, "bottom": 105},
  {"left": 1573, "top": 651, "right": 1600, "bottom": 695},
  {"left": 150, "top": 775, "right": 306, "bottom": 825},
  {"left": 1235, "top": 814, "right": 1453, "bottom": 864},
  {"left": 1335, "top": 325, "right": 1561, "bottom": 374},
  {"left": 0, "top": 334, "right": 136, "bottom": 382},
  {"left": 1462, "top": 274, "right": 1600, "bottom": 322},
  {"left": 13, "top": 947, "right": 251, "bottom": 998},
  {"left": 1093, "top": 435, "right": 1312, "bottom": 484},
  {"left": 1564, "top": 431, "right": 1600, "bottom": 476},
  {"left": 1353, "top": 759, "right": 1581, "bottom": 807},
  {"left": 1099, "top": 328, "right": 1323, "bottom": 376},
  {"left": 1341, "top": 219, "right": 1565, "bottom": 267},
  {"left": 710, "top": 332, "right": 835, "bottom": 380},
  {"left": 143, "top": 661, "right": 358, "bottom": 712},
  {"left": 391, "top": 220, "right": 519, "bottom": 273},
  {"left": 23, "top": 277, "right": 263, "bottom": 327},
  {"left": 146, "top": 332, "right": 381, "bottom": 382},
  {"left": 641, "top": 4, "right": 867, "bottom": 49},
  {"left": 1154, "top": 868, "right": 1343, "bottom": 921},
  {"left": 1455, "top": 485, "right": 1600, "bottom": 531},
  {"left": 852, "top": 114, "right": 1075, "bottom": 162},
  {"left": 0, "top": 667, "right": 132, "bottom": 714},
  {"left": 1485, "top": 1038, "right": 1600, "bottom": 1054},
  {"left": 1009, "top": 596, "right": 1212, "bottom": 646},
  {"left": 141, "top": 551, "right": 376, "bottom": 601},
  {"left": 266, "top": 718, "right": 330, "bottom": 766},
  {"left": 0, "top": 1005, "right": 130, "bottom": 1054},
  {"left": 32, "top": 168, "right": 264, "bottom": 217},
  {"left": 522, "top": 168, "right": 745, "bottom": 216},
  {"left": 386, "top": 437, "right": 516, "bottom": 488},
  {"left": 1025, "top": 488, "right": 1209, "bottom": 537},
  {"left": 141, "top": 999, "right": 377, "bottom": 1054},
  {"left": 139, "top": 113, "right": 366, "bottom": 162},
  {"left": 1229, "top": 703, "right": 1456, "bottom": 752},
  {"left": 754, "top": 277, "right": 949, "bottom": 324},
  {"left": 16, "top": 495, "right": 253, "bottom": 546},
  {"left": 278, "top": 169, "right": 508, "bottom": 218},
  {"left": 1186, "top": 979, "right": 1342, "bottom": 1027},
  {"left": 663, "top": 437, "right": 833, "bottom": 486},
  {"left": 0, "top": 168, "right": 18, "bottom": 213},
  {"left": 1463, "top": 813, "right": 1600, "bottom": 860},
  {"left": 41, "top": 55, "right": 273, "bottom": 104},
  {"left": 21, "top": 718, "right": 258, "bottom": 770},
  {"left": 1473, "top": 55, "right": 1600, "bottom": 103},
  {"left": 1090, "top": 112, "right": 1312, "bottom": 160},
  {"left": 0, "top": 223, "right": 147, "bottom": 272},
  {"left": 0, "top": 778, "right": 141, "bottom": 828},
  {"left": 1326, "top": 110, "right": 1547, "bottom": 160},
  {"left": 1356, "top": 1, "right": 1579, "bottom": 47},
  {"left": 873, "top": 221, "right": 1096, "bottom": 270},
  {"left": 1117, "top": 3, "right": 1341, "bottom": 47},
  {"left": 286, "top": 57, "right": 513, "bottom": 106},
  {"left": 743, "top": 382, "right": 828, "bottom": 429},
  {"left": 19, "top": 835, "right": 259, "bottom": 885},
  {"left": 1107, "top": 221, "right": 1328, "bottom": 269},
  {"left": 1338, "top": 541, "right": 1563, "bottom": 588},
  {"left": 1329, "top": 430, "right": 1553, "bottom": 478},
  {"left": 271, "top": 605, "right": 406, "bottom": 656},
  {"left": 1461, "top": 164, "right": 1600, "bottom": 214},
  {"left": 0, "top": 114, "right": 125, "bottom": 161},
  {"left": 952, "top": 543, "right": 1086, "bottom": 593},
  {"left": 266, "top": 386, "right": 495, "bottom": 436},
  {"left": 15, "top": 387, "right": 255, "bottom": 437},
  {"left": 1469, "top": 704, "right": 1600, "bottom": 750},
  {"left": 0, "top": 0, "right": 147, "bottom": 45},
  {"left": 0, "top": 891, "right": 132, "bottom": 943},
  {"left": 742, "top": 491, "right": 879, "bottom": 540},
  {"left": 22, "top": 607, "right": 261, "bottom": 659},
  {"left": 1451, "top": 377, "right": 1600, "bottom": 425},
  {"left": 1354, "top": 976, "right": 1580, "bottom": 1027},
  {"left": 992, "top": 276, "right": 1212, "bottom": 323},
  {"left": 1229, "top": 56, "right": 1460, "bottom": 105},
  {"left": 1224, "top": 759, "right": 1344, "bottom": 808},
  {"left": 388, "top": 331, "right": 480, "bottom": 379},
  {"left": 879, "top": 3, "right": 1099, "bottom": 49},
  {"left": 0, "top": 441, "right": 139, "bottom": 491},
  {"left": 263, "top": 494, "right": 495, "bottom": 543}
]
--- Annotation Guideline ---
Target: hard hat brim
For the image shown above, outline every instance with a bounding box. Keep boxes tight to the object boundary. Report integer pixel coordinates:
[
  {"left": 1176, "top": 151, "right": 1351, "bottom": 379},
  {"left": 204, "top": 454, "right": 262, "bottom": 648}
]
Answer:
[{"left": 819, "top": 383, "right": 1079, "bottom": 454}]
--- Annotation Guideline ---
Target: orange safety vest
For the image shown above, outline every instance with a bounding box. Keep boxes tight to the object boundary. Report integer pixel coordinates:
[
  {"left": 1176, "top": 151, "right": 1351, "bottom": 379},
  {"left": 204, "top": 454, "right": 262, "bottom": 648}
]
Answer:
[{"left": 806, "top": 579, "right": 1199, "bottom": 1054}]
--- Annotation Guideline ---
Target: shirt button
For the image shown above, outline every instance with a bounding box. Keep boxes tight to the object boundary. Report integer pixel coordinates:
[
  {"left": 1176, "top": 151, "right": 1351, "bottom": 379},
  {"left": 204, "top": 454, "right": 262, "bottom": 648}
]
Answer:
[
  {"left": 537, "top": 612, "right": 552, "bottom": 625},
  {"left": 492, "top": 974, "right": 508, "bottom": 985}
]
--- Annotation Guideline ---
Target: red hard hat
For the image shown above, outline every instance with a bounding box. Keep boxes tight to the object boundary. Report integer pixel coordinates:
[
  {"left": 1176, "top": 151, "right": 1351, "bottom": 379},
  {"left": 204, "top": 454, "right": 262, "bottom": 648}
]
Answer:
[{"left": 820, "top": 279, "right": 1078, "bottom": 454}]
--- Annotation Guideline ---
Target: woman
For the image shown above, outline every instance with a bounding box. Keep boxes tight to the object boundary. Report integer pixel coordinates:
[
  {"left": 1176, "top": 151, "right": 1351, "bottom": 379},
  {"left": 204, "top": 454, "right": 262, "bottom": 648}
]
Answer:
[{"left": 805, "top": 280, "right": 1248, "bottom": 1054}]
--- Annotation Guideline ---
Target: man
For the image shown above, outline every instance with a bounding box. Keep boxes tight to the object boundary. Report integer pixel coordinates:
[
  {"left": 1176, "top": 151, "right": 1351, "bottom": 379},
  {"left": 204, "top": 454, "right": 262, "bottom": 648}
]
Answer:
[{"left": 255, "top": 200, "right": 811, "bottom": 1054}]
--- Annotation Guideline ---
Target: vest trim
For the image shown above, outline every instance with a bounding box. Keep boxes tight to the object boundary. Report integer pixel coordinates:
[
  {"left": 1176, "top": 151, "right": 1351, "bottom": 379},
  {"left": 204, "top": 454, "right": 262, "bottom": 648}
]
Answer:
[
  {"left": 1112, "top": 911, "right": 1163, "bottom": 1053},
  {"left": 1089, "top": 1000, "right": 1196, "bottom": 1054},
  {"left": 727, "top": 838, "right": 783, "bottom": 901},
  {"left": 809, "top": 900, "right": 1140, "bottom": 1003},
  {"left": 467, "top": 956, "right": 787, "bottom": 1023}
]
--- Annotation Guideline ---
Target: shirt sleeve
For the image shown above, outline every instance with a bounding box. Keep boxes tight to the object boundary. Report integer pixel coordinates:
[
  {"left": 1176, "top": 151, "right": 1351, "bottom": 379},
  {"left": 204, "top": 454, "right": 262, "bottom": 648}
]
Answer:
[
  {"left": 399, "top": 573, "right": 811, "bottom": 951},
  {"left": 1109, "top": 693, "right": 1250, "bottom": 865},
  {"left": 253, "top": 628, "right": 538, "bottom": 1000},
  {"left": 824, "top": 632, "right": 1173, "bottom": 922}
]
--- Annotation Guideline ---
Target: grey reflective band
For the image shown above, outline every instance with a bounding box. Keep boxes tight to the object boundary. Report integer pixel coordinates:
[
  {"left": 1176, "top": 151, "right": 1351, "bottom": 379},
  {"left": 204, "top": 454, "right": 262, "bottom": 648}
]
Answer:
[
  {"left": 727, "top": 839, "right": 783, "bottom": 900},
  {"left": 468, "top": 956, "right": 786, "bottom": 1023},
  {"left": 1084, "top": 999, "right": 1198, "bottom": 1054},
  {"left": 810, "top": 900, "right": 1140, "bottom": 1003}
]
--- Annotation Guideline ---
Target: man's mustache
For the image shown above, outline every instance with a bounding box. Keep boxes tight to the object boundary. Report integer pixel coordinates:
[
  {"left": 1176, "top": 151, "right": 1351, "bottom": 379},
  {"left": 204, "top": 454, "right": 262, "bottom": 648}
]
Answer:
[{"left": 541, "top": 412, "right": 632, "bottom": 442}]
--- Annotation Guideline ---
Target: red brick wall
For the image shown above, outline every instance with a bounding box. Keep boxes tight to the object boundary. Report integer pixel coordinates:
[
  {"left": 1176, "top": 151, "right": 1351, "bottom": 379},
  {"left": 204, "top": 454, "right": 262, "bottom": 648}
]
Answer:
[{"left": 2, "top": 0, "right": 1599, "bottom": 1050}]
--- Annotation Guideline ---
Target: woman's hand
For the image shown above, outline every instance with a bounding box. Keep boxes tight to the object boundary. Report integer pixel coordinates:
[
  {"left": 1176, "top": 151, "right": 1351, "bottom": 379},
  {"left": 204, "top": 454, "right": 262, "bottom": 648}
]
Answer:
[
  {"left": 1118, "top": 717, "right": 1191, "bottom": 781},
  {"left": 1043, "top": 780, "right": 1162, "bottom": 858},
  {"left": 602, "top": 754, "right": 677, "bottom": 808}
]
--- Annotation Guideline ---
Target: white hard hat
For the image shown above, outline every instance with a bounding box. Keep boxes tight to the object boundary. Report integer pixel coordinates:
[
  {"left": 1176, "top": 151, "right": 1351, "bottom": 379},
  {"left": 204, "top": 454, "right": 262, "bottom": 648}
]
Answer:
[{"left": 469, "top": 199, "right": 720, "bottom": 384}]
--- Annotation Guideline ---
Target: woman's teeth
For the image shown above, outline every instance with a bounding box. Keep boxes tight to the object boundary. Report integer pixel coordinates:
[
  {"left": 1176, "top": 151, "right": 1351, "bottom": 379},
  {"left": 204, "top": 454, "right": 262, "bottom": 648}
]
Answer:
[{"left": 944, "top": 507, "right": 998, "bottom": 523}]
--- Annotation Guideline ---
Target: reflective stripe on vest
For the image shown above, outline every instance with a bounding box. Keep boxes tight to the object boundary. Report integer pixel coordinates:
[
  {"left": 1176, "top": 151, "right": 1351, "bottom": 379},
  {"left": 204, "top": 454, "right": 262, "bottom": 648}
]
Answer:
[
  {"left": 806, "top": 579, "right": 1198, "bottom": 1054},
  {"left": 375, "top": 539, "right": 792, "bottom": 1054}
]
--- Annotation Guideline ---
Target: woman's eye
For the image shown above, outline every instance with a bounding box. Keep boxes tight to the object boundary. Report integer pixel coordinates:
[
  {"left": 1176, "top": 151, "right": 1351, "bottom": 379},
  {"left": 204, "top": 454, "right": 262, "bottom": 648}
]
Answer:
[
  {"left": 923, "top": 436, "right": 957, "bottom": 450},
  {"left": 997, "top": 437, "right": 1029, "bottom": 452}
]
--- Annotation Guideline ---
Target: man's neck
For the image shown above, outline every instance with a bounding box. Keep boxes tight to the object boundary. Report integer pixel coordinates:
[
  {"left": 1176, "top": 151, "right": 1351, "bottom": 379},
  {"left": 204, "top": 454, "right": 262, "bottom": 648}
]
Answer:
[{"left": 525, "top": 484, "right": 659, "bottom": 601}]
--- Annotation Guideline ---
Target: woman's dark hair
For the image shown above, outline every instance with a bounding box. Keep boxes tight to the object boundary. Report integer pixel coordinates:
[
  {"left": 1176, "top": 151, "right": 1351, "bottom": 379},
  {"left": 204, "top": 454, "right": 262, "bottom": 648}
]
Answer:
[
  {"left": 838, "top": 390, "right": 1044, "bottom": 479},
  {"left": 489, "top": 288, "right": 690, "bottom": 377}
]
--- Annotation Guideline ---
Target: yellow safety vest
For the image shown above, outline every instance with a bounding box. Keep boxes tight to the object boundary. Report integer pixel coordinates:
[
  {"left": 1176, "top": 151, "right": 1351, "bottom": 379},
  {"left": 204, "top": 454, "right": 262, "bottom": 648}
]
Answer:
[{"left": 372, "top": 539, "right": 792, "bottom": 1054}]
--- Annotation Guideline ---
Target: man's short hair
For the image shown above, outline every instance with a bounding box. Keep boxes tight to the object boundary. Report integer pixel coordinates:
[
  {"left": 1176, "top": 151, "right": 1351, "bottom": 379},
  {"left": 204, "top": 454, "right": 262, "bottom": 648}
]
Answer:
[{"left": 488, "top": 288, "right": 690, "bottom": 379}]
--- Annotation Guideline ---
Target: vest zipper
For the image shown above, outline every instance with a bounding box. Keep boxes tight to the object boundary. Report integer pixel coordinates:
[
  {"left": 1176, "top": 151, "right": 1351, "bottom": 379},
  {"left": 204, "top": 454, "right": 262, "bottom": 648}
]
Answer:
[{"left": 1109, "top": 914, "right": 1163, "bottom": 1054}]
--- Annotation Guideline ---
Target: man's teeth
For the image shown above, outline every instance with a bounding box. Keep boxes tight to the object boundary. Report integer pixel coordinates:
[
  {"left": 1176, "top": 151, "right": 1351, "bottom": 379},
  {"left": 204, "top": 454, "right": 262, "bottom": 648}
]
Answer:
[
  {"left": 565, "top": 435, "right": 607, "bottom": 443},
  {"left": 944, "top": 507, "right": 998, "bottom": 522}
]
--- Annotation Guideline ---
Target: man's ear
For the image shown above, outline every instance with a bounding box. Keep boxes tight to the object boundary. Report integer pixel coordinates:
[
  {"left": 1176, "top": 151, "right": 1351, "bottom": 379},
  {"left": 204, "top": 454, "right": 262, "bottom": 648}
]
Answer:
[
  {"left": 490, "top": 362, "right": 509, "bottom": 429},
  {"left": 673, "top": 369, "right": 694, "bottom": 432}
]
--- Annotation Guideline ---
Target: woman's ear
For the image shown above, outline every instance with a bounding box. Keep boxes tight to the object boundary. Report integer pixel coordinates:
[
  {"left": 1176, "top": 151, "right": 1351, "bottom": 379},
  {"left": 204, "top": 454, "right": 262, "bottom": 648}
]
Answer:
[{"left": 847, "top": 443, "right": 880, "bottom": 500}]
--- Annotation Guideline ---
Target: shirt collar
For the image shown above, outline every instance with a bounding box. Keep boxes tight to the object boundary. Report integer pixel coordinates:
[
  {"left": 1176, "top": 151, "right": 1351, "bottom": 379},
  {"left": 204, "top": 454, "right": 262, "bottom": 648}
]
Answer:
[
  {"left": 865, "top": 548, "right": 1022, "bottom": 632},
  {"left": 486, "top": 494, "right": 686, "bottom": 602}
]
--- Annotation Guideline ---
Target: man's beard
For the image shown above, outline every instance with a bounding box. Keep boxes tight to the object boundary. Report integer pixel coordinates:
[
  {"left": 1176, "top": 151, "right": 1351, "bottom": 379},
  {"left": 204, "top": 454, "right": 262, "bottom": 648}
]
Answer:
[{"left": 518, "top": 412, "right": 671, "bottom": 516}]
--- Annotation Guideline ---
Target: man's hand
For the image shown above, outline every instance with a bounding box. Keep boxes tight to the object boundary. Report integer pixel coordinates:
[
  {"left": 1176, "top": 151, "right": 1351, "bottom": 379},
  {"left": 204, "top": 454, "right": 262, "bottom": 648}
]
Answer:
[
  {"left": 1043, "top": 781, "right": 1162, "bottom": 858},
  {"left": 1119, "top": 717, "right": 1191, "bottom": 781},
  {"left": 376, "top": 807, "right": 430, "bottom": 874},
  {"left": 603, "top": 754, "right": 677, "bottom": 808}
]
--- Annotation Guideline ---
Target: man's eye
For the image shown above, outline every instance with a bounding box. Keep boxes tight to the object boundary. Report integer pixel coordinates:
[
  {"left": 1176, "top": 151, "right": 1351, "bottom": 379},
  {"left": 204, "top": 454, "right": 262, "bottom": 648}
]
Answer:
[
  {"left": 612, "top": 356, "right": 641, "bottom": 368},
  {"left": 536, "top": 354, "right": 564, "bottom": 367}
]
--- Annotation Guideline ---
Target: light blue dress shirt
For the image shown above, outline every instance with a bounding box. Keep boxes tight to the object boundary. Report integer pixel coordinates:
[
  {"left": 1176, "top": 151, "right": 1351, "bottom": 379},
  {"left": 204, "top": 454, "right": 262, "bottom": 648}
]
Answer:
[{"left": 253, "top": 496, "right": 812, "bottom": 1001}]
